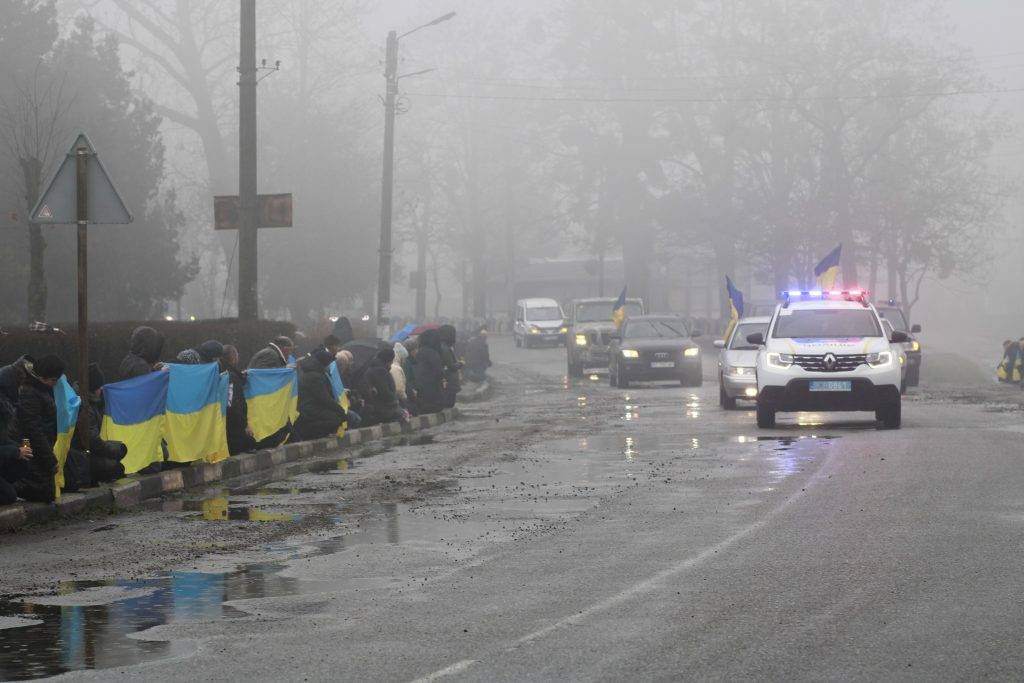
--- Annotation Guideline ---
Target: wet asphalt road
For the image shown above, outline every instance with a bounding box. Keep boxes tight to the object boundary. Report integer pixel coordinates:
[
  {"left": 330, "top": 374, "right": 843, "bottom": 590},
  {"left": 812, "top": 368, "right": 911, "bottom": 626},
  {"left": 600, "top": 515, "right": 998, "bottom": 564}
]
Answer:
[{"left": 4, "top": 337, "right": 1024, "bottom": 681}]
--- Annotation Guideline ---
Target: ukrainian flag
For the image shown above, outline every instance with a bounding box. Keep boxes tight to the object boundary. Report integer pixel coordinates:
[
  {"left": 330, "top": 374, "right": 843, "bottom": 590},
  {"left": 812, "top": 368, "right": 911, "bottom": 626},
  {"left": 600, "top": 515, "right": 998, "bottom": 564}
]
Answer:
[
  {"left": 53, "top": 375, "right": 81, "bottom": 497},
  {"left": 814, "top": 244, "right": 843, "bottom": 290},
  {"left": 245, "top": 368, "right": 298, "bottom": 442},
  {"left": 327, "top": 360, "right": 351, "bottom": 437},
  {"left": 612, "top": 286, "right": 628, "bottom": 329},
  {"left": 723, "top": 276, "right": 745, "bottom": 342},
  {"left": 165, "top": 363, "right": 230, "bottom": 465},
  {"left": 101, "top": 371, "right": 169, "bottom": 475}
]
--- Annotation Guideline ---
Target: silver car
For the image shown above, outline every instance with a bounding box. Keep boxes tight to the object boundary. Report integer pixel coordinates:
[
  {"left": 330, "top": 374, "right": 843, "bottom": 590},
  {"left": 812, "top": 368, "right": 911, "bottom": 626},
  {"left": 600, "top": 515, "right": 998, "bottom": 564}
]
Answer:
[{"left": 714, "top": 316, "right": 770, "bottom": 409}]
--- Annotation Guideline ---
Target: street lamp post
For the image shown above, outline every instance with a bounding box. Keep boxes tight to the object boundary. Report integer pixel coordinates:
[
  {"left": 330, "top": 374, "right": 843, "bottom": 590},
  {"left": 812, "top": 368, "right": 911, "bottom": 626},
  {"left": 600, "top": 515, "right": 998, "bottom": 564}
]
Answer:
[{"left": 377, "top": 12, "right": 455, "bottom": 340}]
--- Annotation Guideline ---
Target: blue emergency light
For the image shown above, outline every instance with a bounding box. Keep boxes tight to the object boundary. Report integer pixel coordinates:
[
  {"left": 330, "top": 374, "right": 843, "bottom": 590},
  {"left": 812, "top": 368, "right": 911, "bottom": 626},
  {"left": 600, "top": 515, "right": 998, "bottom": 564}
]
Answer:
[{"left": 780, "top": 289, "right": 869, "bottom": 307}]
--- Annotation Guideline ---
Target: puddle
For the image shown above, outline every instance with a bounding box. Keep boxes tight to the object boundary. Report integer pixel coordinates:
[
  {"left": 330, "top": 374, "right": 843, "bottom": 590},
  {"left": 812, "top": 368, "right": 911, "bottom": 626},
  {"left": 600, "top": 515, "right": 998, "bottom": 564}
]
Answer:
[
  {"left": 161, "top": 496, "right": 303, "bottom": 523},
  {"left": 0, "top": 502, "right": 486, "bottom": 680}
]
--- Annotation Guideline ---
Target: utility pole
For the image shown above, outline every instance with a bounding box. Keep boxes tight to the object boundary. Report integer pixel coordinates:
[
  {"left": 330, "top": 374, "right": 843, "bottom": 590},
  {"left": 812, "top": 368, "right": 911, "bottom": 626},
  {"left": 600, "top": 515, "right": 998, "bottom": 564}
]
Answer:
[
  {"left": 377, "top": 30, "right": 398, "bottom": 339},
  {"left": 237, "top": 0, "right": 259, "bottom": 321}
]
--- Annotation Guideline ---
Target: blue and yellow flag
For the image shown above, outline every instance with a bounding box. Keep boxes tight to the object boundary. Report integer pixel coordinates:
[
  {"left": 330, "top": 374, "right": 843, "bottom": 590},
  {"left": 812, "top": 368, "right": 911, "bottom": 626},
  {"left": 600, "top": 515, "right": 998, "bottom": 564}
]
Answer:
[
  {"left": 612, "top": 286, "right": 628, "bottom": 329},
  {"left": 814, "top": 244, "right": 842, "bottom": 290},
  {"left": 165, "top": 363, "right": 230, "bottom": 465},
  {"left": 327, "top": 361, "right": 351, "bottom": 437},
  {"left": 244, "top": 368, "right": 298, "bottom": 441},
  {"left": 53, "top": 375, "right": 81, "bottom": 497},
  {"left": 101, "top": 371, "right": 169, "bottom": 475},
  {"left": 723, "top": 276, "right": 745, "bottom": 342}
]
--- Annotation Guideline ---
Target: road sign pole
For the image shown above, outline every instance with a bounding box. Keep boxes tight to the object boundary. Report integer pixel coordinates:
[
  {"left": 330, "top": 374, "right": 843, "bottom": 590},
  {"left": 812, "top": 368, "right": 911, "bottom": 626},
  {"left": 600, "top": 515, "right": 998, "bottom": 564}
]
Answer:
[{"left": 75, "top": 145, "right": 90, "bottom": 453}]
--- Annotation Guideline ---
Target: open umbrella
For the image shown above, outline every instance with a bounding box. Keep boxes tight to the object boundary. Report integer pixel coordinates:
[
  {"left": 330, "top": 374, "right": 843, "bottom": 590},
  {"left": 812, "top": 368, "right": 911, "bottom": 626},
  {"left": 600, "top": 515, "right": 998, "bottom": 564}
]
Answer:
[
  {"left": 342, "top": 339, "right": 389, "bottom": 375},
  {"left": 412, "top": 323, "right": 440, "bottom": 336},
  {"left": 390, "top": 323, "right": 417, "bottom": 344}
]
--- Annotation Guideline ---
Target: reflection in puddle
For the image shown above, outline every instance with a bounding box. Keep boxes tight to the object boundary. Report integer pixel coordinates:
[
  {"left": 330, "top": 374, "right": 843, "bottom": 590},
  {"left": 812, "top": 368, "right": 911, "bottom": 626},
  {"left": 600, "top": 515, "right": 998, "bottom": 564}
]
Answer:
[
  {"left": 0, "top": 502, "right": 470, "bottom": 680},
  {"left": 624, "top": 436, "right": 637, "bottom": 461},
  {"left": 162, "top": 496, "right": 302, "bottom": 523},
  {"left": 623, "top": 403, "right": 639, "bottom": 421}
]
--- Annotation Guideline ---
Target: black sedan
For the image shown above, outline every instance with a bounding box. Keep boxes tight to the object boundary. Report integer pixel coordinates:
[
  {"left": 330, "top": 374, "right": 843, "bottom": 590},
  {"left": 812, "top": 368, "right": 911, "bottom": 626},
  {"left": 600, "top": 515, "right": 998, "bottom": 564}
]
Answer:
[{"left": 608, "top": 315, "right": 702, "bottom": 388}]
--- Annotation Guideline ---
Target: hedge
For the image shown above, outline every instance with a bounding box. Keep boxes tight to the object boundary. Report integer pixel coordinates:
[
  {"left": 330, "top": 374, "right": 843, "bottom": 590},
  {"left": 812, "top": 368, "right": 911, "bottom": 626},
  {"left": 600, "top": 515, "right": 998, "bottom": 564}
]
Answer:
[{"left": 0, "top": 319, "right": 296, "bottom": 382}]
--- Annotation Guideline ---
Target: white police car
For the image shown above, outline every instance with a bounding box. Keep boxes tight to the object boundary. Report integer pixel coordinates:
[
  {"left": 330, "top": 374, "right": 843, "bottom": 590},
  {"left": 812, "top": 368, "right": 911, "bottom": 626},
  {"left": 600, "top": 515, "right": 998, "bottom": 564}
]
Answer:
[{"left": 747, "top": 290, "right": 907, "bottom": 429}]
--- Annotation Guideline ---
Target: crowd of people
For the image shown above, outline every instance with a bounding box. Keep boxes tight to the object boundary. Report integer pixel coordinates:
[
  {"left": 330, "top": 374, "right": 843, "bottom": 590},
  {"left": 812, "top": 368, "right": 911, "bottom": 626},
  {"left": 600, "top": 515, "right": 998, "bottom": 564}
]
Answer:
[{"left": 0, "top": 319, "right": 492, "bottom": 508}]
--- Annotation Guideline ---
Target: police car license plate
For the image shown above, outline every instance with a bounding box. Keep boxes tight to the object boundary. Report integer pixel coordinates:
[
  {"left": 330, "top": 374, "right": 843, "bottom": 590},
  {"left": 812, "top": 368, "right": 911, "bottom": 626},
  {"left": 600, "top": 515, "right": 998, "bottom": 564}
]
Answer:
[
  {"left": 809, "top": 380, "right": 851, "bottom": 392},
  {"left": 650, "top": 361, "right": 675, "bottom": 368}
]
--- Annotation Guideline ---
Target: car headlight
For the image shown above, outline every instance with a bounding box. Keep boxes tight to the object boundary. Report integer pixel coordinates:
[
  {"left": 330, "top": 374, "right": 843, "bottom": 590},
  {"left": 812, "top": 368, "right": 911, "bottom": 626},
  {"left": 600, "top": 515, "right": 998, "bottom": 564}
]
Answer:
[
  {"left": 909, "top": 340, "right": 920, "bottom": 352},
  {"left": 866, "top": 351, "right": 893, "bottom": 367},
  {"left": 683, "top": 347, "right": 699, "bottom": 357},
  {"left": 765, "top": 352, "right": 793, "bottom": 369},
  {"left": 529, "top": 326, "right": 541, "bottom": 334},
  {"left": 728, "top": 366, "right": 755, "bottom": 376},
  {"left": 575, "top": 334, "right": 588, "bottom": 346},
  {"left": 621, "top": 349, "right": 640, "bottom": 359},
  {"left": 559, "top": 326, "right": 568, "bottom": 334}
]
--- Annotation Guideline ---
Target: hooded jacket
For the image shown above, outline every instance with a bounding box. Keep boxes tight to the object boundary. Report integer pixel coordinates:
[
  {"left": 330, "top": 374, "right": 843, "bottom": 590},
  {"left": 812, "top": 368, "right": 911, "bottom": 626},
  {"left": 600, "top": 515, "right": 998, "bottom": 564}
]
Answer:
[
  {"left": 119, "top": 326, "right": 165, "bottom": 380},
  {"left": 16, "top": 374, "right": 58, "bottom": 501},
  {"left": 415, "top": 329, "right": 446, "bottom": 413},
  {"left": 248, "top": 343, "right": 288, "bottom": 369},
  {"left": 293, "top": 356, "right": 346, "bottom": 441}
]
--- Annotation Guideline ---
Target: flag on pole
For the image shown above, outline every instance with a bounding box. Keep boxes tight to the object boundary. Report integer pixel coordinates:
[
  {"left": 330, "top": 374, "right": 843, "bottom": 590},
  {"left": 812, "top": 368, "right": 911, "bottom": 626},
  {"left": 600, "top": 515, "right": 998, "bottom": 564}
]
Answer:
[
  {"left": 612, "top": 287, "right": 628, "bottom": 329},
  {"left": 814, "top": 244, "right": 843, "bottom": 290},
  {"left": 723, "top": 276, "right": 745, "bottom": 342}
]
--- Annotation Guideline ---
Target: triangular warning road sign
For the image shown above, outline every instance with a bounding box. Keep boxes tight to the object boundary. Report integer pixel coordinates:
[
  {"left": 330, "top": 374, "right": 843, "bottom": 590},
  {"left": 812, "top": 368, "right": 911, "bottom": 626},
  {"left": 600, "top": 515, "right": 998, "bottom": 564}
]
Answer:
[{"left": 29, "top": 133, "right": 133, "bottom": 225}]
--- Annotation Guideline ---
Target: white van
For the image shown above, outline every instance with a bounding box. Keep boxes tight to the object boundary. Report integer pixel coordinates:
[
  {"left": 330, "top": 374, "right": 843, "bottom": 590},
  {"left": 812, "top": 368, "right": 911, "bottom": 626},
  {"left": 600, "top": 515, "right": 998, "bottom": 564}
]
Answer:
[{"left": 514, "top": 298, "right": 567, "bottom": 348}]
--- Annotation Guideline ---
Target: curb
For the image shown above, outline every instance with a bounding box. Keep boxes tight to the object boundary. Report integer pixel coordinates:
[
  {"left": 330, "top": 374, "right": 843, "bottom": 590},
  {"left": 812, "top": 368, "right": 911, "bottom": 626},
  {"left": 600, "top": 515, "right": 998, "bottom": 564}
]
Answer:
[{"left": 0, "top": 408, "right": 457, "bottom": 534}]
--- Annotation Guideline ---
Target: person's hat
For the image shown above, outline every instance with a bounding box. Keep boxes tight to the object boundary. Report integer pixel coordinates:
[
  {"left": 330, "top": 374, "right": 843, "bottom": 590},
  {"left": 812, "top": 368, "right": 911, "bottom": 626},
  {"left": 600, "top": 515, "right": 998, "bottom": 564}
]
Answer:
[
  {"left": 197, "top": 340, "right": 225, "bottom": 362},
  {"left": 33, "top": 354, "right": 65, "bottom": 380}
]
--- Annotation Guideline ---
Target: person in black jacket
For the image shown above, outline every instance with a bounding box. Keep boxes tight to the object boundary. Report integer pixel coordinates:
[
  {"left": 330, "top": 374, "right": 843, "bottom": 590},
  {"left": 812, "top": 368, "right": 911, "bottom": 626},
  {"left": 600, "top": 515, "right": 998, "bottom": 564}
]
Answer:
[
  {"left": 439, "top": 325, "right": 462, "bottom": 408},
  {"left": 293, "top": 347, "right": 347, "bottom": 441},
  {"left": 415, "top": 329, "right": 447, "bottom": 414},
  {"left": 119, "top": 326, "right": 165, "bottom": 380},
  {"left": 0, "top": 395, "right": 31, "bottom": 505},
  {"left": 0, "top": 355, "right": 33, "bottom": 407},
  {"left": 15, "top": 354, "right": 65, "bottom": 503},
  {"left": 362, "top": 348, "right": 404, "bottom": 426},
  {"left": 222, "top": 345, "right": 256, "bottom": 455},
  {"left": 464, "top": 327, "right": 492, "bottom": 382},
  {"left": 74, "top": 364, "right": 126, "bottom": 485}
]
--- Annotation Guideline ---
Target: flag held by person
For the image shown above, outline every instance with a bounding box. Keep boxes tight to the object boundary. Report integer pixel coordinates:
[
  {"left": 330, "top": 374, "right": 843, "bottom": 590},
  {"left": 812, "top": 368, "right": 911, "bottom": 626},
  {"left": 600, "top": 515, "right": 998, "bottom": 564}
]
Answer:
[
  {"left": 101, "top": 371, "right": 169, "bottom": 474},
  {"left": 814, "top": 244, "right": 843, "bottom": 289},
  {"left": 327, "top": 360, "right": 351, "bottom": 437},
  {"left": 244, "top": 368, "right": 298, "bottom": 441},
  {"left": 612, "top": 287, "right": 628, "bottom": 329},
  {"left": 164, "top": 363, "right": 230, "bottom": 465},
  {"left": 53, "top": 375, "right": 81, "bottom": 497}
]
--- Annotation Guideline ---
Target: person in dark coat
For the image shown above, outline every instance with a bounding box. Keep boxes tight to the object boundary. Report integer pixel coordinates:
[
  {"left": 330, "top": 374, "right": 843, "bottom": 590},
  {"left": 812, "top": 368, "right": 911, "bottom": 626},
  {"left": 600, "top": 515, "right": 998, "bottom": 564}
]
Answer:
[
  {"left": 415, "top": 329, "right": 447, "bottom": 414},
  {"left": 293, "top": 347, "right": 347, "bottom": 441},
  {"left": 0, "top": 355, "right": 34, "bottom": 407},
  {"left": 332, "top": 317, "right": 354, "bottom": 346},
  {"left": 248, "top": 336, "right": 294, "bottom": 369},
  {"left": 362, "top": 348, "right": 403, "bottom": 426},
  {"left": 403, "top": 337, "right": 420, "bottom": 415},
  {"left": 75, "top": 363, "right": 126, "bottom": 485},
  {"left": 0, "top": 396, "right": 31, "bottom": 505},
  {"left": 15, "top": 354, "right": 65, "bottom": 503},
  {"left": 222, "top": 345, "right": 255, "bottom": 455},
  {"left": 119, "top": 326, "right": 165, "bottom": 380},
  {"left": 439, "top": 325, "right": 462, "bottom": 408},
  {"left": 464, "top": 328, "right": 492, "bottom": 383}
]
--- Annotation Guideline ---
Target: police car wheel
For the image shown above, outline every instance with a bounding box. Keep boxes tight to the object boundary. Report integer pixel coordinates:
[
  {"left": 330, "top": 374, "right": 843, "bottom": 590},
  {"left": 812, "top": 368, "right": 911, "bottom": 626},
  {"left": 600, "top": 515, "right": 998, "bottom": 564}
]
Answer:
[
  {"left": 876, "top": 402, "right": 901, "bottom": 429},
  {"left": 756, "top": 403, "right": 775, "bottom": 428}
]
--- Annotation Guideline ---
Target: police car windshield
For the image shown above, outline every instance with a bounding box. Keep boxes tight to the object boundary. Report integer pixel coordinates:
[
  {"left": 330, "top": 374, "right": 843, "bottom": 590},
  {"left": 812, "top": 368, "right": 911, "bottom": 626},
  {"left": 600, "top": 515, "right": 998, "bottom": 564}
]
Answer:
[
  {"left": 527, "top": 306, "right": 562, "bottom": 321},
  {"left": 773, "top": 309, "right": 881, "bottom": 339},
  {"left": 730, "top": 323, "right": 768, "bottom": 349},
  {"left": 576, "top": 302, "right": 643, "bottom": 323},
  {"left": 625, "top": 320, "right": 688, "bottom": 339}
]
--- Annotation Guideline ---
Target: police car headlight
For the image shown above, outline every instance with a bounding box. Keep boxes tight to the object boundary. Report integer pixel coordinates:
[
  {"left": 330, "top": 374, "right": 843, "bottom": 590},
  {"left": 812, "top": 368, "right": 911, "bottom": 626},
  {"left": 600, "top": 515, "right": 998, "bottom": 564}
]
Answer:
[
  {"left": 621, "top": 349, "right": 640, "bottom": 359},
  {"left": 575, "top": 334, "right": 588, "bottom": 346},
  {"left": 765, "top": 352, "right": 793, "bottom": 369},
  {"left": 683, "top": 347, "right": 699, "bottom": 357},
  {"left": 728, "top": 366, "right": 755, "bottom": 376},
  {"left": 866, "top": 351, "right": 893, "bottom": 368}
]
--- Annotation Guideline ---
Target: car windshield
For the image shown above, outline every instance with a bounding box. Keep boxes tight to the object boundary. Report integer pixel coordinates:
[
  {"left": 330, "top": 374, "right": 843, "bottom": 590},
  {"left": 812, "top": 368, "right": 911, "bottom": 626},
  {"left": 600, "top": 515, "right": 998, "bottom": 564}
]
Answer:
[
  {"left": 527, "top": 306, "right": 562, "bottom": 322},
  {"left": 772, "top": 309, "right": 882, "bottom": 339},
  {"left": 876, "top": 307, "right": 909, "bottom": 332},
  {"left": 624, "top": 320, "right": 689, "bottom": 339},
  {"left": 576, "top": 301, "right": 643, "bottom": 323},
  {"left": 729, "top": 322, "right": 768, "bottom": 350}
]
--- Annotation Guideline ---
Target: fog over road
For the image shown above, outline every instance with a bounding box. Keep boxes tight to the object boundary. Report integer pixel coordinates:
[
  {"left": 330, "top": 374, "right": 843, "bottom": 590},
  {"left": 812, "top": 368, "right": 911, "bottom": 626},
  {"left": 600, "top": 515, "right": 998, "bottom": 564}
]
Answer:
[{"left": 3, "top": 338, "right": 1024, "bottom": 681}]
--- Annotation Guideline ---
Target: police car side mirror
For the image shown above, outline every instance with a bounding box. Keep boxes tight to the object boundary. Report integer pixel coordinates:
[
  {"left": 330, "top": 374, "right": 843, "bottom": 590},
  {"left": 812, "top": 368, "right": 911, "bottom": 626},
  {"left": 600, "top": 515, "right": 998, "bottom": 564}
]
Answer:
[
  {"left": 890, "top": 331, "right": 909, "bottom": 344},
  {"left": 911, "top": 324, "right": 921, "bottom": 334},
  {"left": 713, "top": 340, "right": 725, "bottom": 349},
  {"left": 746, "top": 333, "right": 765, "bottom": 346}
]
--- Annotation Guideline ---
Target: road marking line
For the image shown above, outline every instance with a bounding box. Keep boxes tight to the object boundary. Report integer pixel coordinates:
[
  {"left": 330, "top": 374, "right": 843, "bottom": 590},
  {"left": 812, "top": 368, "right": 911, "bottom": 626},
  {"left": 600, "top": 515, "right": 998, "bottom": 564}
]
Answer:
[
  {"left": 410, "top": 659, "right": 477, "bottom": 683},
  {"left": 409, "top": 451, "right": 834, "bottom": 681}
]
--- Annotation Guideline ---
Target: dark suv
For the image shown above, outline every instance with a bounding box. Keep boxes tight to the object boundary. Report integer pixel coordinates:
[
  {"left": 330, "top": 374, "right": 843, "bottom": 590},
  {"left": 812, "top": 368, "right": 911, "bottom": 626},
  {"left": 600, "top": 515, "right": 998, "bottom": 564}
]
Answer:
[{"left": 608, "top": 315, "right": 702, "bottom": 388}]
